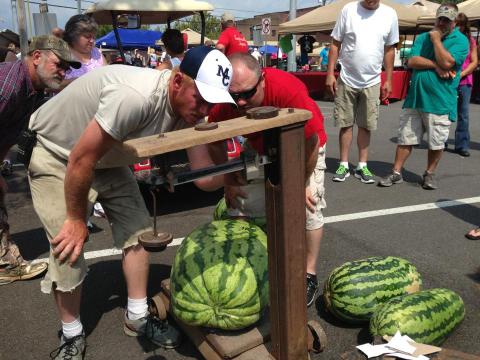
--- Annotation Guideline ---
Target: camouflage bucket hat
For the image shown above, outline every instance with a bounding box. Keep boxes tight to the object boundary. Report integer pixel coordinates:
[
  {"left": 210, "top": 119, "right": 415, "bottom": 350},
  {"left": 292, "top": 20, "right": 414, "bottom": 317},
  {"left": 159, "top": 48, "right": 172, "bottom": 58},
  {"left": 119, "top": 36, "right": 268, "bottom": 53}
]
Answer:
[
  {"left": 436, "top": 5, "right": 458, "bottom": 21},
  {"left": 29, "top": 35, "right": 81, "bottom": 69}
]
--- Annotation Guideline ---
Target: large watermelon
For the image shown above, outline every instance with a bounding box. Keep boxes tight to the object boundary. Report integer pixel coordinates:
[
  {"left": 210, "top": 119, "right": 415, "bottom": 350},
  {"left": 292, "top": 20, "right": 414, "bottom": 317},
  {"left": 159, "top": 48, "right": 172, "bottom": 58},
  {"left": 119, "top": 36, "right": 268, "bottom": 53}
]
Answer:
[
  {"left": 370, "top": 288, "right": 465, "bottom": 346},
  {"left": 213, "top": 197, "right": 267, "bottom": 232},
  {"left": 323, "top": 256, "right": 422, "bottom": 323},
  {"left": 170, "top": 220, "right": 269, "bottom": 330}
]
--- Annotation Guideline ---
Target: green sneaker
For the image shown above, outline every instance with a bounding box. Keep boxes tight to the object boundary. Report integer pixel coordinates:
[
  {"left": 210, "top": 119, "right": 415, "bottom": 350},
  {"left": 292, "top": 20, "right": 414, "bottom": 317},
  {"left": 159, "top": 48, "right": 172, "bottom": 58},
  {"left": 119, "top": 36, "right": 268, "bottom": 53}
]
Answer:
[
  {"left": 333, "top": 164, "right": 350, "bottom": 182},
  {"left": 50, "top": 332, "right": 86, "bottom": 360},
  {"left": 124, "top": 312, "right": 181, "bottom": 349},
  {"left": 354, "top": 166, "right": 375, "bottom": 184}
]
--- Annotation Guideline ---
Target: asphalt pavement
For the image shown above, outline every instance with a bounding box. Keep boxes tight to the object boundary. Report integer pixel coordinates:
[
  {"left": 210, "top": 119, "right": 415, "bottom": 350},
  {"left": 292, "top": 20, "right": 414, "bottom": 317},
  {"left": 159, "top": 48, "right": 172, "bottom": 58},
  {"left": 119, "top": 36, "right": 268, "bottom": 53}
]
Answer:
[{"left": 1, "top": 100, "right": 480, "bottom": 360}]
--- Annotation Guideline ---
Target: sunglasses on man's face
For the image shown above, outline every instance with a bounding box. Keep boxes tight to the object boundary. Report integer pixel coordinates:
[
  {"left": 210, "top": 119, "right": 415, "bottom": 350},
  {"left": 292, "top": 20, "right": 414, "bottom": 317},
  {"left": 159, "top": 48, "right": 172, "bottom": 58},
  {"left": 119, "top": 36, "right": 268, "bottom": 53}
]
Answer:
[
  {"left": 44, "top": 50, "right": 71, "bottom": 71},
  {"left": 229, "top": 75, "right": 262, "bottom": 102}
]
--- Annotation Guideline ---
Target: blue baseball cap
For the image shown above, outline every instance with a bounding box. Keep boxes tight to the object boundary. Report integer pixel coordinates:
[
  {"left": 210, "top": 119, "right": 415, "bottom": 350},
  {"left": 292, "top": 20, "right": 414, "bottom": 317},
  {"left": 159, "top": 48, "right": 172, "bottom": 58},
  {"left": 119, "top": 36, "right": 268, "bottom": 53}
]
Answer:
[{"left": 180, "top": 46, "right": 235, "bottom": 104}]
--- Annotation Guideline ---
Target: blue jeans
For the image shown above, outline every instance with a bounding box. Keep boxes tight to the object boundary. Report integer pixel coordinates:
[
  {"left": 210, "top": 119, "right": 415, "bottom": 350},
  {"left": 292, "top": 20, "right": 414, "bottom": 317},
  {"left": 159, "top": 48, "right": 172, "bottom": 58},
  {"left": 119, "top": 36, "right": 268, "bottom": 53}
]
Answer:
[{"left": 455, "top": 85, "right": 472, "bottom": 151}]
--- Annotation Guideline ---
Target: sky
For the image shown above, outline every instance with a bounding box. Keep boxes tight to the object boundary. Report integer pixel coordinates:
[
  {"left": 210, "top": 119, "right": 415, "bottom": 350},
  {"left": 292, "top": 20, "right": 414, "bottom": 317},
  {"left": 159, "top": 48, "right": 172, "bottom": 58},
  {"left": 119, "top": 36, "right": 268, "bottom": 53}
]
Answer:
[{"left": 0, "top": 0, "right": 413, "bottom": 35}]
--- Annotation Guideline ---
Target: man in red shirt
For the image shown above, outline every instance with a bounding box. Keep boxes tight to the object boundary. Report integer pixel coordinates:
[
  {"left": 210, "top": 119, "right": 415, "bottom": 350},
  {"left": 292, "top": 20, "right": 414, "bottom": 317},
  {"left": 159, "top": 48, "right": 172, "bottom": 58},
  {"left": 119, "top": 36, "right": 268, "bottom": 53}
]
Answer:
[
  {"left": 216, "top": 12, "right": 249, "bottom": 56},
  {"left": 205, "top": 53, "right": 328, "bottom": 307}
]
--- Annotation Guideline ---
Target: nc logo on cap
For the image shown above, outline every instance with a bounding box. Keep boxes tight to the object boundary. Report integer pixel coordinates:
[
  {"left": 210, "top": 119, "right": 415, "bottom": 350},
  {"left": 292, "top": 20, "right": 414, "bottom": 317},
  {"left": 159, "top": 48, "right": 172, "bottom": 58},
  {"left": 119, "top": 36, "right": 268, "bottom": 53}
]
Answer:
[
  {"left": 180, "top": 46, "right": 235, "bottom": 104},
  {"left": 216, "top": 64, "right": 231, "bottom": 87}
]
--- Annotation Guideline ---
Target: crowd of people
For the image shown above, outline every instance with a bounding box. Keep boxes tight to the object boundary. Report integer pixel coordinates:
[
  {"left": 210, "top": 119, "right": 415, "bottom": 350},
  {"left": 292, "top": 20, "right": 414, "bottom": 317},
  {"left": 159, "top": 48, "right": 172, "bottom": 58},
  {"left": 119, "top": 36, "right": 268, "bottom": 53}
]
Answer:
[{"left": 0, "top": 2, "right": 479, "bottom": 359}]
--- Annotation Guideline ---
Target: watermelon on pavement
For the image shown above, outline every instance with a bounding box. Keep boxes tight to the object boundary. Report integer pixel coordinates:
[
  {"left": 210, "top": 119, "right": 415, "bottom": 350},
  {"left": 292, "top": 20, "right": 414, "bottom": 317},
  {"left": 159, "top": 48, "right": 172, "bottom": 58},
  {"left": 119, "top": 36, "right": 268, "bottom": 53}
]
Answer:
[
  {"left": 323, "top": 256, "right": 422, "bottom": 323},
  {"left": 170, "top": 220, "right": 269, "bottom": 330},
  {"left": 370, "top": 288, "right": 465, "bottom": 346}
]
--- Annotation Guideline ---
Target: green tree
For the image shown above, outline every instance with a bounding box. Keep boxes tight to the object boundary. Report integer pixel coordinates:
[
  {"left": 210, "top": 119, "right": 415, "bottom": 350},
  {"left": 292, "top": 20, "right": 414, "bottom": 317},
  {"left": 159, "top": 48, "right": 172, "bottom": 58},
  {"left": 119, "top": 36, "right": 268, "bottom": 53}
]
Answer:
[
  {"left": 172, "top": 13, "right": 221, "bottom": 40},
  {"left": 97, "top": 25, "right": 113, "bottom": 38}
]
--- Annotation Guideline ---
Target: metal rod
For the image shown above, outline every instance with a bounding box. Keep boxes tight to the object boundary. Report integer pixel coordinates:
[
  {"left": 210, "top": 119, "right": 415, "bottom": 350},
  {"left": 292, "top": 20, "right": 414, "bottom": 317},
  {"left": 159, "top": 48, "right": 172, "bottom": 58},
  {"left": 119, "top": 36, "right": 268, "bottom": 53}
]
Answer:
[
  {"left": 200, "top": 11, "right": 205, "bottom": 45},
  {"left": 150, "top": 188, "right": 158, "bottom": 236},
  {"left": 77, "top": 0, "right": 81, "bottom": 14},
  {"left": 111, "top": 11, "right": 126, "bottom": 64}
]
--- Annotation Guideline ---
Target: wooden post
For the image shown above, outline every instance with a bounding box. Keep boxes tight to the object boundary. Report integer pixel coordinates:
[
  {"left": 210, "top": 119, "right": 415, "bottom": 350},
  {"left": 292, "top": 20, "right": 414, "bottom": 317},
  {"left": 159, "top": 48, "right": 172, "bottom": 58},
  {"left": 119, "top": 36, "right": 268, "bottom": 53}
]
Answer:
[{"left": 265, "top": 122, "right": 308, "bottom": 360}]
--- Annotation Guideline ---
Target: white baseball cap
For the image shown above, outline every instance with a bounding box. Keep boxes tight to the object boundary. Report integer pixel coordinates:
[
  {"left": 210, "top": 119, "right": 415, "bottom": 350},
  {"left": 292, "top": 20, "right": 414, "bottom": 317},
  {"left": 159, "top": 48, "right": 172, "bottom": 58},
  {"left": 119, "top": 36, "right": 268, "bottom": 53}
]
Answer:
[{"left": 180, "top": 46, "right": 235, "bottom": 105}]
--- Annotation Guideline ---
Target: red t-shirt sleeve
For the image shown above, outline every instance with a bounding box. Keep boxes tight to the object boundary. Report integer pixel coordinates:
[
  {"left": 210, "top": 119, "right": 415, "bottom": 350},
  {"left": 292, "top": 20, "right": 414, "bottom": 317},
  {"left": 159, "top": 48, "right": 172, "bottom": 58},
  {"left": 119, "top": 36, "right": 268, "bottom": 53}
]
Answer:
[{"left": 216, "top": 29, "right": 231, "bottom": 49}]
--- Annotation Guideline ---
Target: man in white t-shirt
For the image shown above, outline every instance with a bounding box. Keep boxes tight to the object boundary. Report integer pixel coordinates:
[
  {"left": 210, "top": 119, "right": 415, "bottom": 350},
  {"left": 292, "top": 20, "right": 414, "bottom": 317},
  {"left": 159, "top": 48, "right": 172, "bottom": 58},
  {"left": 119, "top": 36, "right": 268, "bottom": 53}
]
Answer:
[
  {"left": 251, "top": 47, "right": 263, "bottom": 66},
  {"left": 326, "top": 0, "right": 399, "bottom": 184},
  {"left": 28, "top": 46, "right": 235, "bottom": 359}
]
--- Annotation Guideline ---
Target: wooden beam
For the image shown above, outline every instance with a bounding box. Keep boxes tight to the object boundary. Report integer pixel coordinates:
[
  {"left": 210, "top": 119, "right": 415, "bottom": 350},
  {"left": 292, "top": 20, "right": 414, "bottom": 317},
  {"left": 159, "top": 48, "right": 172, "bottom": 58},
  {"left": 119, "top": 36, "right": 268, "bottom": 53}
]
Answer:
[{"left": 122, "top": 108, "right": 311, "bottom": 158}]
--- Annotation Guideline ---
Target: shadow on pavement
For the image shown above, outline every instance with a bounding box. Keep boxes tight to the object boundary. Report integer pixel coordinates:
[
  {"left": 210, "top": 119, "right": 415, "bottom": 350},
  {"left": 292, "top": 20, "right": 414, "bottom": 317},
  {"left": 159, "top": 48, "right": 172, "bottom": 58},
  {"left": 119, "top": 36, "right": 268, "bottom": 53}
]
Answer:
[
  {"left": 436, "top": 199, "right": 480, "bottom": 227},
  {"left": 11, "top": 227, "right": 50, "bottom": 260},
  {"left": 80, "top": 261, "right": 172, "bottom": 336},
  {"left": 314, "top": 294, "right": 363, "bottom": 330},
  {"left": 467, "top": 267, "right": 480, "bottom": 284}
]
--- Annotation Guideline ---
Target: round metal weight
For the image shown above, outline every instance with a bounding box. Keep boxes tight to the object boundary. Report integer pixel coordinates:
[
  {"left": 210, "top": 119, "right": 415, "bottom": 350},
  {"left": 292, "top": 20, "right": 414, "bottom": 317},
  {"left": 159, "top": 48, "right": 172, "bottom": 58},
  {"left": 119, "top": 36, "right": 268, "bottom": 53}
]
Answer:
[
  {"left": 149, "top": 294, "right": 167, "bottom": 320},
  {"left": 195, "top": 122, "right": 218, "bottom": 131},
  {"left": 138, "top": 231, "right": 173, "bottom": 252},
  {"left": 307, "top": 320, "right": 327, "bottom": 353},
  {"left": 246, "top": 106, "right": 279, "bottom": 119}
]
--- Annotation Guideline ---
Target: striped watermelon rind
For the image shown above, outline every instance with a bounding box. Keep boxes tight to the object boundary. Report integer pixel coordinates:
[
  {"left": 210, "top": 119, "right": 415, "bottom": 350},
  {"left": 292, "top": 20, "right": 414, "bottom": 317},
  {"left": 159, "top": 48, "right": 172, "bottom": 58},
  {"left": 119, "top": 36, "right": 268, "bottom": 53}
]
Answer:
[
  {"left": 170, "top": 219, "right": 269, "bottom": 330},
  {"left": 213, "top": 197, "right": 267, "bottom": 232},
  {"left": 323, "top": 256, "right": 422, "bottom": 323},
  {"left": 370, "top": 288, "right": 465, "bottom": 346}
]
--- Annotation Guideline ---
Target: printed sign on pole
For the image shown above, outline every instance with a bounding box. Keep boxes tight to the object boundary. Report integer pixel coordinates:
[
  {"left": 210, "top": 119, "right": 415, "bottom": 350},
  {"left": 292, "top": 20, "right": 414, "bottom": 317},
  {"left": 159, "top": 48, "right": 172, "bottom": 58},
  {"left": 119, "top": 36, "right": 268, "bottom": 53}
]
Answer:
[{"left": 261, "top": 17, "right": 271, "bottom": 36}]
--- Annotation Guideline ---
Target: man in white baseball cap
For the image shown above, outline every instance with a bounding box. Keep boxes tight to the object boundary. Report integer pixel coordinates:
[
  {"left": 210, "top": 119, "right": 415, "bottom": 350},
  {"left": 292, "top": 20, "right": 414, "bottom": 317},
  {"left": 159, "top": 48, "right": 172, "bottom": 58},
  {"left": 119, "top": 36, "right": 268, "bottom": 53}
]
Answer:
[{"left": 27, "top": 46, "right": 234, "bottom": 359}]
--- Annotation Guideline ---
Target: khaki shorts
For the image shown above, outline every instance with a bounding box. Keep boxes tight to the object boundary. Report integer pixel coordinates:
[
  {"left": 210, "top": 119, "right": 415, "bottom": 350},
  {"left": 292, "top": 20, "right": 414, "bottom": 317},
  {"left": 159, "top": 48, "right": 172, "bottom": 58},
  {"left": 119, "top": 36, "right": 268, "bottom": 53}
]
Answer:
[
  {"left": 28, "top": 144, "right": 152, "bottom": 293},
  {"left": 227, "top": 145, "right": 327, "bottom": 230},
  {"left": 334, "top": 78, "right": 380, "bottom": 130},
  {"left": 397, "top": 109, "right": 451, "bottom": 150}
]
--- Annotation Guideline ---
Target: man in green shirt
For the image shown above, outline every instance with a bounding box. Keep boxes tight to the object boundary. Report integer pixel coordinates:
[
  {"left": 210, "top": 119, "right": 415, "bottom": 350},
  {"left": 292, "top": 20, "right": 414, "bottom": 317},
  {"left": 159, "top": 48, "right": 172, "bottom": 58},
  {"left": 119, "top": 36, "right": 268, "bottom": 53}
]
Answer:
[{"left": 379, "top": 3, "right": 468, "bottom": 190}]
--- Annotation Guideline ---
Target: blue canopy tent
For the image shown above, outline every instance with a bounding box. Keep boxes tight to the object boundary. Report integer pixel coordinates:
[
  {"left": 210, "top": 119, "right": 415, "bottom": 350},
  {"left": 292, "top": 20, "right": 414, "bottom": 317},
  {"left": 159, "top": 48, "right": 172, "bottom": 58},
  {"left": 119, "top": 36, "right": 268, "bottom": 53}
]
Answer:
[
  {"left": 259, "top": 45, "right": 278, "bottom": 55},
  {"left": 96, "top": 29, "right": 162, "bottom": 50}
]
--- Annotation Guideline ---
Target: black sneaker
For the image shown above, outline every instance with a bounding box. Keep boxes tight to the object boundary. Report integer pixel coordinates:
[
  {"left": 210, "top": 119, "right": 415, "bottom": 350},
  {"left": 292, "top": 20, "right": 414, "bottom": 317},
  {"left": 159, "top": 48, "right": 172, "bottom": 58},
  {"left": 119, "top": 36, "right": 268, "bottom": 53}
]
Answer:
[
  {"left": 50, "top": 332, "right": 86, "bottom": 360},
  {"left": 306, "top": 273, "right": 319, "bottom": 307}
]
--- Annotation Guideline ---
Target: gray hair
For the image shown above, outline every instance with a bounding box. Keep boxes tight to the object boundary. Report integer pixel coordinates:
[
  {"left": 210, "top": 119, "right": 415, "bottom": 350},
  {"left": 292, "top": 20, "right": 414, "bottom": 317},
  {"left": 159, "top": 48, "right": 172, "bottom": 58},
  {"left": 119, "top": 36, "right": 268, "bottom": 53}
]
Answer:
[
  {"left": 228, "top": 52, "right": 262, "bottom": 79},
  {"left": 63, "top": 14, "right": 98, "bottom": 45}
]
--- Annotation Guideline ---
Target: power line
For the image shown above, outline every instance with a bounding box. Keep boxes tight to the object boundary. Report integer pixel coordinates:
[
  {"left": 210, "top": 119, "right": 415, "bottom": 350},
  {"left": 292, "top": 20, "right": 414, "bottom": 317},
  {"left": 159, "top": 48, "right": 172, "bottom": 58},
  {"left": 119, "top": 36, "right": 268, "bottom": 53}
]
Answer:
[{"left": 21, "top": 1, "right": 88, "bottom": 11}]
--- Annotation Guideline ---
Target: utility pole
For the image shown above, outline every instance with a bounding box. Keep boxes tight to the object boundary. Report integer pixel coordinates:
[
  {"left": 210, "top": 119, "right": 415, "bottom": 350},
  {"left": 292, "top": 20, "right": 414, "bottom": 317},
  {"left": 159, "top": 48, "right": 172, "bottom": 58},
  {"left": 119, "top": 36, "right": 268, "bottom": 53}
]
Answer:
[
  {"left": 77, "top": 0, "right": 81, "bottom": 14},
  {"left": 11, "top": 0, "right": 18, "bottom": 32},
  {"left": 17, "top": 0, "right": 28, "bottom": 58},
  {"left": 287, "top": 0, "right": 297, "bottom": 72}
]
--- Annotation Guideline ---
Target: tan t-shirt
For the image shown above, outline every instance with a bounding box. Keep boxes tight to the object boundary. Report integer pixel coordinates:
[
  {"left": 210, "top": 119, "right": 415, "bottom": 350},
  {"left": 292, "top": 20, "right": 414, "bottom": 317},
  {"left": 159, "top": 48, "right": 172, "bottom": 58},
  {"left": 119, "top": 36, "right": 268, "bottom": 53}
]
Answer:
[{"left": 30, "top": 65, "right": 187, "bottom": 168}]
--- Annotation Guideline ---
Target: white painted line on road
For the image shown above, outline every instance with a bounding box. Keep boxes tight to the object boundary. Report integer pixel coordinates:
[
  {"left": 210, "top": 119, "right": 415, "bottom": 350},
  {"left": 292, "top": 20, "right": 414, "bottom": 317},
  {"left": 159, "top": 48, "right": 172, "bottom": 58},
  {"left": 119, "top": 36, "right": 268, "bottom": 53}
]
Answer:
[
  {"left": 31, "top": 234, "right": 188, "bottom": 264},
  {"left": 324, "top": 196, "right": 480, "bottom": 224},
  {"left": 31, "top": 196, "right": 480, "bottom": 264}
]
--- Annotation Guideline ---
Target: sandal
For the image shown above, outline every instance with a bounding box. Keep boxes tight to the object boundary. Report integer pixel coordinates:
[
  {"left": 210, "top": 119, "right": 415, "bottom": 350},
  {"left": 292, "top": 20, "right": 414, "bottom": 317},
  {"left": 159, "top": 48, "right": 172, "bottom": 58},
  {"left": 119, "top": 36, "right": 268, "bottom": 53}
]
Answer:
[{"left": 465, "top": 228, "right": 480, "bottom": 240}]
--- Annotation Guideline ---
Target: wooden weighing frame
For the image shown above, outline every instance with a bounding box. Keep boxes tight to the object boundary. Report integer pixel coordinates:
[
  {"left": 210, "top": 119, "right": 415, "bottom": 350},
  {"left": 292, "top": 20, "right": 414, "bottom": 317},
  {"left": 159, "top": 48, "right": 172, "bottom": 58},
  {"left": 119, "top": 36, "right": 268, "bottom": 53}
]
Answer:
[{"left": 123, "top": 108, "right": 319, "bottom": 360}]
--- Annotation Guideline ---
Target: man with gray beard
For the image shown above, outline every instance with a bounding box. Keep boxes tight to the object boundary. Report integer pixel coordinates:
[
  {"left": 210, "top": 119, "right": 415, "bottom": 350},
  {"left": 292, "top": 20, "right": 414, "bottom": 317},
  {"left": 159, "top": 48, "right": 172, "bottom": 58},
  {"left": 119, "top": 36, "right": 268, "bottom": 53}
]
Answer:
[{"left": 0, "top": 35, "right": 80, "bottom": 285}]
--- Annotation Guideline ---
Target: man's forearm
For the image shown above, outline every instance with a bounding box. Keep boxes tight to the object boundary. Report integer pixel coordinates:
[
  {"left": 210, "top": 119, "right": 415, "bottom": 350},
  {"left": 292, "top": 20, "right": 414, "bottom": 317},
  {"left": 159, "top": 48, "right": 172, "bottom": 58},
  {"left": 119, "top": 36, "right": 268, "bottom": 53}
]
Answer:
[
  {"left": 407, "top": 56, "right": 437, "bottom": 70},
  {"left": 431, "top": 36, "right": 454, "bottom": 70},
  {"left": 305, "top": 134, "right": 319, "bottom": 179},
  {"left": 64, "top": 156, "right": 95, "bottom": 221},
  {"left": 326, "top": 41, "right": 340, "bottom": 76},
  {"left": 208, "top": 141, "right": 228, "bottom": 164},
  {"left": 384, "top": 46, "right": 395, "bottom": 82}
]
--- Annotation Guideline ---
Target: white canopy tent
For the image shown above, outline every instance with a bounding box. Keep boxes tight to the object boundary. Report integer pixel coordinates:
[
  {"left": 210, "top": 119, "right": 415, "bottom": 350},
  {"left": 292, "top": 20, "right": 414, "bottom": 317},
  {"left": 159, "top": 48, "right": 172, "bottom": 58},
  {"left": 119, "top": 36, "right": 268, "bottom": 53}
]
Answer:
[
  {"left": 85, "top": 0, "right": 214, "bottom": 25},
  {"left": 418, "top": 0, "right": 480, "bottom": 23},
  {"left": 278, "top": 0, "right": 434, "bottom": 34}
]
